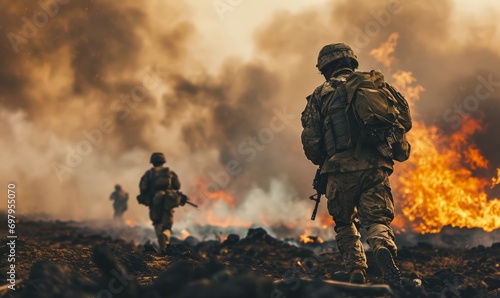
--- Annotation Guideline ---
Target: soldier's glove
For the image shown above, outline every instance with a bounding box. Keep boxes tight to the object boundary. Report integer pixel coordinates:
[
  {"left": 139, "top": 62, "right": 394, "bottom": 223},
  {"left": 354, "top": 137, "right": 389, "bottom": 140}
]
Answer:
[{"left": 180, "top": 194, "right": 188, "bottom": 206}]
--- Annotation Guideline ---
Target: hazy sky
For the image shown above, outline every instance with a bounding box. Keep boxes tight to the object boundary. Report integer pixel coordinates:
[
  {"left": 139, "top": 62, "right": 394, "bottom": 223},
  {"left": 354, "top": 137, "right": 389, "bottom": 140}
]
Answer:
[
  {"left": 185, "top": 0, "right": 500, "bottom": 70},
  {"left": 1, "top": 0, "right": 499, "bottom": 234}
]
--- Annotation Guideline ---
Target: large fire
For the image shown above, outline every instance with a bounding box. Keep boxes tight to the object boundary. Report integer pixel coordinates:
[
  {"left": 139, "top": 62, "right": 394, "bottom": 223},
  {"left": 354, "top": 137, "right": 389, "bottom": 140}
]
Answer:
[
  {"left": 194, "top": 179, "right": 252, "bottom": 228},
  {"left": 492, "top": 169, "right": 500, "bottom": 188},
  {"left": 374, "top": 33, "right": 500, "bottom": 234},
  {"left": 125, "top": 219, "right": 136, "bottom": 227},
  {"left": 181, "top": 35, "right": 500, "bottom": 237}
]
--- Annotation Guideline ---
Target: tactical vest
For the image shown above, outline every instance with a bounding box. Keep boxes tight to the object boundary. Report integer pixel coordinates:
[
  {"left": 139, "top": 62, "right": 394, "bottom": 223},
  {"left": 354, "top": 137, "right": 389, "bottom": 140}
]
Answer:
[
  {"left": 323, "top": 70, "right": 412, "bottom": 161},
  {"left": 151, "top": 167, "right": 173, "bottom": 192},
  {"left": 322, "top": 79, "right": 360, "bottom": 157},
  {"left": 112, "top": 191, "right": 127, "bottom": 202}
]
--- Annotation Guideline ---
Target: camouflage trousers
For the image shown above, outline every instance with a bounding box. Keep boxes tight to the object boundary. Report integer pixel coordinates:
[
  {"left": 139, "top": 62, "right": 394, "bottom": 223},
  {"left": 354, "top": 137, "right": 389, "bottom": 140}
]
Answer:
[
  {"left": 149, "top": 191, "right": 175, "bottom": 230},
  {"left": 326, "top": 168, "right": 397, "bottom": 272},
  {"left": 149, "top": 191, "right": 175, "bottom": 252},
  {"left": 113, "top": 202, "right": 127, "bottom": 218}
]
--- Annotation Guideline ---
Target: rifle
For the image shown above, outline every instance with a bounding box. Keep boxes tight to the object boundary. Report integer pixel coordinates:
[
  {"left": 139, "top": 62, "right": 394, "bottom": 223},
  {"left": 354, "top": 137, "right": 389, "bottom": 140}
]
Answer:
[
  {"left": 309, "top": 167, "right": 327, "bottom": 220},
  {"left": 179, "top": 192, "right": 198, "bottom": 208}
]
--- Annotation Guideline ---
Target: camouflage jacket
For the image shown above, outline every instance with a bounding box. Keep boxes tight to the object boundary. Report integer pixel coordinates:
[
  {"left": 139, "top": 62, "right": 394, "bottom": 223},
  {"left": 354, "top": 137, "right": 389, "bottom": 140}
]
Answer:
[
  {"left": 110, "top": 190, "right": 128, "bottom": 203},
  {"left": 139, "top": 166, "right": 181, "bottom": 196},
  {"left": 301, "top": 68, "right": 394, "bottom": 174}
]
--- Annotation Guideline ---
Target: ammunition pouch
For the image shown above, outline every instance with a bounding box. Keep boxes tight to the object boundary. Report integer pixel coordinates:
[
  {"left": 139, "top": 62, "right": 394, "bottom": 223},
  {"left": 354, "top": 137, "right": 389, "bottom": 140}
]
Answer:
[
  {"left": 373, "top": 126, "right": 411, "bottom": 161},
  {"left": 323, "top": 83, "right": 358, "bottom": 158},
  {"left": 137, "top": 193, "right": 151, "bottom": 206},
  {"left": 163, "top": 190, "right": 181, "bottom": 209}
]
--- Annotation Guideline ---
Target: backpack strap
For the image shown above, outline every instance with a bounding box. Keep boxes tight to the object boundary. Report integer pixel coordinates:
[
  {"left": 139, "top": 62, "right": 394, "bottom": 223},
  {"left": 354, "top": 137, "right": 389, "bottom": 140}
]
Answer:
[{"left": 148, "top": 168, "right": 156, "bottom": 193}]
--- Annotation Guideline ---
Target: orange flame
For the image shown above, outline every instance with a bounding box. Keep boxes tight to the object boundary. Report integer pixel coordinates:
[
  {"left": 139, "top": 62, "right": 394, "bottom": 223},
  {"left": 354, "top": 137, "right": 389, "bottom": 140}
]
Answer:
[
  {"left": 369, "top": 32, "right": 399, "bottom": 69},
  {"left": 125, "top": 219, "right": 135, "bottom": 227},
  {"left": 492, "top": 168, "right": 500, "bottom": 188},
  {"left": 371, "top": 34, "right": 500, "bottom": 233},
  {"left": 206, "top": 207, "right": 252, "bottom": 228},
  {"left": 299, "top": 228, "right": 324, "bottom": 244},
  {"left": 180, "top": 229, "right": 190, "bottom": 240},
  {"left": 193, "top": 179, "right": 252, "bottom": 228},
  {"left": 195, "top": 179, "right": 236, "bottom": 207},
  {"left": 316, "top": 213, "right": 334, "bottom": 229}
]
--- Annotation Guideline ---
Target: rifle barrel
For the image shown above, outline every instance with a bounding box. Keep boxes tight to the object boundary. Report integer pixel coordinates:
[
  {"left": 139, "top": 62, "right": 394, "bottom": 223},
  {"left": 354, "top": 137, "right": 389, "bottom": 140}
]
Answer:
[
  {"left": 310, "top": 194, "right": 321, "bottom": 221},
  {"left": 186, "top": 201, "right": 198, "bottom": 208}
]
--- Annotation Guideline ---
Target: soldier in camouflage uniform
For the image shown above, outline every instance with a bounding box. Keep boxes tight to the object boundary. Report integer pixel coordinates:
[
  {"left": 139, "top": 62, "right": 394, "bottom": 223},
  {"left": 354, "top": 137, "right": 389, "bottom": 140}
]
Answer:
[
  {"left": 139, "top": 152, "right": 184, "bottom": 255},
  {"left": 301, "top": 43, "right": 402, "bottom": 285},
  {"left": 109, "top": 184, "right": 128, "bottom": 222}
]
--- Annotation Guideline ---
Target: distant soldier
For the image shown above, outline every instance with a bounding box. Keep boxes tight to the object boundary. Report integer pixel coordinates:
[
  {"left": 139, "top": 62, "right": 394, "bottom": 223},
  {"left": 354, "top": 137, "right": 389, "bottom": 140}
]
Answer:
[
  {"left": 138, "top": 152, "right": 186, "bottom": 254},
  {"left": 110, "top": 184, "right": 128, "bottom": 222}
]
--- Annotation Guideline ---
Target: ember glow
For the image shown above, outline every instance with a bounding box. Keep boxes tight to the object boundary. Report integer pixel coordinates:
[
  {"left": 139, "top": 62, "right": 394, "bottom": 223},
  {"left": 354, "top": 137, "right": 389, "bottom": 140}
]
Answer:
[
  {"left": 372, "top": 34, "right": 500, "bottom": 233},
  {"left": 180, "top": 229, "right": 191, "bottom": 240},
  {"left": 299, "top": 234, "right": 324, "bottom": 244},
  {"left": 125, "top": 219, "right": 136, "bottom": 228}
]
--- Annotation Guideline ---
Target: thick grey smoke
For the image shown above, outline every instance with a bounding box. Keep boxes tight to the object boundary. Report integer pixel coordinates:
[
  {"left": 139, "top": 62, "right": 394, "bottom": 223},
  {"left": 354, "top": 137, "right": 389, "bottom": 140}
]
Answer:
[
  {"left": 254, "top": 0, "right": 500, "bottom": 184},
  {"left": 0, "top": 0, "right": 498, "bottom": 231}
]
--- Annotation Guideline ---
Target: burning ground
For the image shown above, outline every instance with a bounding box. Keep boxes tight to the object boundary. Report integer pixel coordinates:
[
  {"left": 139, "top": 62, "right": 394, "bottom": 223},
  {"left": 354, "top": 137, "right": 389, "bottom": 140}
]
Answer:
[
  {"left": 1, "top": 1, "right": 500, "bottom": 297},
  {"left": 1, "top": 216, "right": 500, "bottom": 297},
  {"left": 0, "top": 0, "right": 499, "bottom": 234}
]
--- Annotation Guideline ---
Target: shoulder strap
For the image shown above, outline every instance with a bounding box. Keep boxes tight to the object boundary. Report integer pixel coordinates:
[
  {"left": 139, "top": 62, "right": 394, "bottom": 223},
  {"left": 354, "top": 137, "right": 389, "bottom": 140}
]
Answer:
[{"left": 148, "top": 168, "right": 156, "bottom": 191}]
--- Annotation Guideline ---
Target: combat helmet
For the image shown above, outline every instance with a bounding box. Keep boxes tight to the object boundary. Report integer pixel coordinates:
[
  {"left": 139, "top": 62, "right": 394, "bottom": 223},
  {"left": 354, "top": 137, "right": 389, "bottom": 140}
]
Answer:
[
  {"left": 316, "top": 43, "right": 359, "bottom": 72},
  {"left": 114, "top": 184, "right": 121, "bottom": 190},
  {"left": 150, "top": 152, "right": 166, "bottom": 165}
]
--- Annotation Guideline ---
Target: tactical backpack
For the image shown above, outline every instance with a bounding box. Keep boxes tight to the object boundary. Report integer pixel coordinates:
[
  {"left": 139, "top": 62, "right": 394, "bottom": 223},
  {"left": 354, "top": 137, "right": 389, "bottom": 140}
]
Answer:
[
  {"left": 137, "top": 167, "right": 174, "bottom": 206},
  {"left": 323, "top": 70, "right": 412, "bottom": 161},
  {"left": 152, "top": 167, "right": 173, "bottom": 192}
]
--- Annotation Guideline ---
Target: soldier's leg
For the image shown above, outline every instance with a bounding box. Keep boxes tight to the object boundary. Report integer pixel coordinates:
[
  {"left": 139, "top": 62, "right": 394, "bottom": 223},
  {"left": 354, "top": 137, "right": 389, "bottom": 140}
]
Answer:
[
  {"left": 115, "top": 205, "right": 123, "bottom": 220},
  {"left": 160, "top": 209, "right": 174, "bottom": 248},
  {"left": 113, "top": 205, "right": 121, "bottom": 226},
  {"left": 357, "top": 168, "right": 400, "bottom": 285},
  {"left": 113, "top": 204, "right": 119, "bottom": 219},
  {"left": 154, "top": 224, "right": 167, "bottom": 253},
  {"left": 150, "top": 191, "right": 167, "bottom": 252},
  {"left": 327, "top": 172, "right": 367, "bottom": 273},
  {"left": 357, "top": 168, "right": 397, "bottom": 254}
]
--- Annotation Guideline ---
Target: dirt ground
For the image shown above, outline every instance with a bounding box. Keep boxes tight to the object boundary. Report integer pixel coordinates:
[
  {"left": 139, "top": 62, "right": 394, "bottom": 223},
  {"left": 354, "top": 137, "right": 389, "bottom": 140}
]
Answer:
[{"left": 0, "top": 217, "right": 499, "bottom": 297}]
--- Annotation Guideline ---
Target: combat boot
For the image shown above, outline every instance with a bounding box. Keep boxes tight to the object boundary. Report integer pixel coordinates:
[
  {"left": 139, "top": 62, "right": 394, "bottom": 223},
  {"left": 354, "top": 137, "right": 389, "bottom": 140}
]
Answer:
[
  {"left": 157, "top": 239, "right": 167, "bottom": 255},
  {"left": 375, "top": 247, "right": 401, "bottom": 286},
  {"left": 349, "top": 269, "right": 366, "bottom": 284},
  {"left": 154, "top": 225, "right": 167, "bottom": 255}
]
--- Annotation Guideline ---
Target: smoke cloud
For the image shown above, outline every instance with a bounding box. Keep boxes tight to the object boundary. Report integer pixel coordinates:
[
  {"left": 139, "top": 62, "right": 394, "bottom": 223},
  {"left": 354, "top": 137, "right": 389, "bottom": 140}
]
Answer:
[{"left": 0, "top": 0, "right": 498, "bottom": 234}]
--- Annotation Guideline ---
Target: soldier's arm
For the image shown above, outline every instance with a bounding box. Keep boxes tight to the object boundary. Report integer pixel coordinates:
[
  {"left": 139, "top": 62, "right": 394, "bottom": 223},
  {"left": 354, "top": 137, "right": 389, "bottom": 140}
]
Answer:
[
  {"left": 139, "top": 171, "right": 150, "bottom": 195},
  {"left": 171, "top": 172, "right": 181, "bottom": 190},
  {"left": 109, "top": 193, "right": 114, "bottom": 201},
  {"left": 301, "top": 92, "right": 326, "bottom": 165}
]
